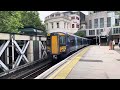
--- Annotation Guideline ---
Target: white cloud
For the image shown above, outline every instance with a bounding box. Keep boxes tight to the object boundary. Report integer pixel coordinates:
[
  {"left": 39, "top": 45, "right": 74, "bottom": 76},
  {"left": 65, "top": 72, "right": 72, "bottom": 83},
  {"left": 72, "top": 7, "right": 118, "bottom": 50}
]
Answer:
[{"left": 38, "top": 11, "right": 88, "bottom": 23}]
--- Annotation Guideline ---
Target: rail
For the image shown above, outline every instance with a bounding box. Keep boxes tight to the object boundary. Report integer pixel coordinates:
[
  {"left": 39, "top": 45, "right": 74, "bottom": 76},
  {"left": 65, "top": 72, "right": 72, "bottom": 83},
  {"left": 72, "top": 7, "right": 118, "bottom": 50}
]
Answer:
[{"left": 35, "top": 47, "right": 86, "bottom": 79}]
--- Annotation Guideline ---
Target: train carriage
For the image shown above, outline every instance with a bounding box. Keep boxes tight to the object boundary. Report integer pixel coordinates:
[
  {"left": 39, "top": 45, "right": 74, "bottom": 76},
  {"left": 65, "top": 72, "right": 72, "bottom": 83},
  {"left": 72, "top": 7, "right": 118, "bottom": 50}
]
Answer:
[{"left": 47, "top": 32, "right": 91, "bottom": 60}]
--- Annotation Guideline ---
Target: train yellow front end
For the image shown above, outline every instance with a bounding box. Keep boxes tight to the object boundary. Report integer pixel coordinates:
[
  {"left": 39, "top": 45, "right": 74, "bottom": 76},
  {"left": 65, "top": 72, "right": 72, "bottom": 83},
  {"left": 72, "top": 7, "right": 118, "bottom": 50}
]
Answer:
[{"left": 47, "top": 32, "right": 66, "bottom": 59}]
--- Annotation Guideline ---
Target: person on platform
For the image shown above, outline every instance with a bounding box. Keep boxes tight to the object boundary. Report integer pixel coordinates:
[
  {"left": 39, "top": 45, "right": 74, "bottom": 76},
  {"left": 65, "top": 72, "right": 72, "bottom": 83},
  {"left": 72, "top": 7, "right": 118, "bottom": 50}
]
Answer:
[
  {"left": 118, "top": 40, "right": 120, "bottom": 48},
  {"left": 109, "top": 40, "right": 112, "bottom": 50},
  {"left": 112, "top": 40, "right": 115, "bottom": 50}
]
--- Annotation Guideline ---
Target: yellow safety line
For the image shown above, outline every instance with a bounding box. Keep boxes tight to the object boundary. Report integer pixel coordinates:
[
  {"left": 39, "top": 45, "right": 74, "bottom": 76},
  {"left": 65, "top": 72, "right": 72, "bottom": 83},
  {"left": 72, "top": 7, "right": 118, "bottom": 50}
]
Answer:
[
  {"left": 47, "top": 46, "right": 90, "bottom": 79},
  {"left": 47, "top": 50, "right": 80, "bottom": 79}
]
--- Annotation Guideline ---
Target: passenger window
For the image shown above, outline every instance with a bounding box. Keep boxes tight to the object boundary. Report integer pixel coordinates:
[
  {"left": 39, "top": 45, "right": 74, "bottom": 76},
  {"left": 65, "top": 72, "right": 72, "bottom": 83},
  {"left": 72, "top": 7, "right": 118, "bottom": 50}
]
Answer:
[{"left": 68, "top": 36, "right": 70, "bottom": 43}]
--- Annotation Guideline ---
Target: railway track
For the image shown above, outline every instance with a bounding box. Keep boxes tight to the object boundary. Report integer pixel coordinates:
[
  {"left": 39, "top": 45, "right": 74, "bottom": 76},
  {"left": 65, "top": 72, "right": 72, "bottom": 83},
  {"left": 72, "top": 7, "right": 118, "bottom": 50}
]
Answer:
[
  {"left": 0, "top": 59, "right": 54, "bottom": 79},
  {"left": 22, "top": 63, "right": 52, "bottom": 79},
  {"left": 0, "top": 46, "right": 87, "bottom": 79}
]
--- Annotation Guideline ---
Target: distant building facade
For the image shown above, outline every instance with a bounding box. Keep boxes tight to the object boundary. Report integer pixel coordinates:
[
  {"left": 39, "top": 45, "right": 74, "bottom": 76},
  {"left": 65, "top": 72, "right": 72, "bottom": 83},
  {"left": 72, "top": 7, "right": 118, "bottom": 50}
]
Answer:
[
  {"left": 44, "top": 11, "right": 120, "bottom": 44},
  {"left": 44, "top": 11, "right": 85, "bottom": 34},
  {"left": 83, "top": 11, "right": 120, "bottom": 44}
]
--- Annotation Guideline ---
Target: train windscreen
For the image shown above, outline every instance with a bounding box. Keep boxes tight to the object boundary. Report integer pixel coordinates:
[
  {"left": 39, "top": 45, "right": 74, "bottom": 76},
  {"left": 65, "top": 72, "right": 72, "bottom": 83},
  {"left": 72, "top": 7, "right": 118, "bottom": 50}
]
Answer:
[{"left": 59, "top": 35, "right": 66, "bottom": 45}]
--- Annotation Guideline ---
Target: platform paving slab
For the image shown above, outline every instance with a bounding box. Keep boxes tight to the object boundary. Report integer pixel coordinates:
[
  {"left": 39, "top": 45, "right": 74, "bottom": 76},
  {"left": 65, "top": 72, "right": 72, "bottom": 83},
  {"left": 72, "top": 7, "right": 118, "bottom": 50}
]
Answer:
[{"left": 66, "top": 45, "right": 120, "bottom": 79}]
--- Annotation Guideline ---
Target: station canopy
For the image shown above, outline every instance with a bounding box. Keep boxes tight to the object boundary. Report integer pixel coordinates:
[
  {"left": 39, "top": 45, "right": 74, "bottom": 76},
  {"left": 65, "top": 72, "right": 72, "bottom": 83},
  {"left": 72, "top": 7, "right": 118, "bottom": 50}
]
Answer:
[{"left": 19, "top": 26, "right": 44, "bottom": 36}]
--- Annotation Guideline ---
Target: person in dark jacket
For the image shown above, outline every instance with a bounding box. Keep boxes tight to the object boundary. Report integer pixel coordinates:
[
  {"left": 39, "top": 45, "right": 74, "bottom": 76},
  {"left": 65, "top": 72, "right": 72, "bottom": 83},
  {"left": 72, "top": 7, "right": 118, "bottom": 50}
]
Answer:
[
  {"left": 118, "top": 40, "right": 120, "bottom": 48},
  {"left": 109, "top": 40, "right": 112, "bottom": 50}
]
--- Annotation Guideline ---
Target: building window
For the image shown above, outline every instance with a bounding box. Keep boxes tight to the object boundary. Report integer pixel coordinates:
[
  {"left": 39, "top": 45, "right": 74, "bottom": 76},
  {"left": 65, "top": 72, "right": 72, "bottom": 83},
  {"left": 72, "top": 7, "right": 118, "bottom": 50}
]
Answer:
[
  {"left": 57, "top": 22, "right": 59, "bottom": 28},
  {"left": 89, "top": 20, "right": 92, "bottom": 29},
  {"left": 89, "top": 30, "right": 95, "bottom": 35},
  {"left": 94, "top": 11, "right": 102, "bottom": 13},
  {"left": 55, "top": 13, "right": 60, "bottom": 16},
  {"left": 50, "top": 14, "right": 54, "bottom": 17},
  {"left": 107, "top": 17, "right": 111, "bottom": 27},
  {"left": 76, "top": 24, "right": 79, "bottom": 28},
  {"left": 116, "top": 28, "right": 118, "bottom": 34},
  {"left": 113, "top": 28, "right": 119, "bottom": 34},
  {"left": 72, "top": 24, "right": 74, "bottom": 28},
  {"left": 97, "top": 29, "right": 99, "bottom": 35},
  {"left": 113, "top": 28, "right": 116, "bottom": 34},
  {"left": 76, "top": 17, "right": 79, "bottom": 20},
  {"left": 51, "top": 22, "right": 53, "bottom": 29},
  {"left": 100, "top": 18, "right": 104, "bottom": 28},
  {"left": 94, "top": 19, "right": 98, "bottom": 28},
  {"left": 71, "top": 16, "right": 75, "bottom": 19},
  {"left": 115, "top": 19, "right": 119, "bottom": 26},
  {"left": 101, "top": 29, "right": 103, "bottom": 32}
]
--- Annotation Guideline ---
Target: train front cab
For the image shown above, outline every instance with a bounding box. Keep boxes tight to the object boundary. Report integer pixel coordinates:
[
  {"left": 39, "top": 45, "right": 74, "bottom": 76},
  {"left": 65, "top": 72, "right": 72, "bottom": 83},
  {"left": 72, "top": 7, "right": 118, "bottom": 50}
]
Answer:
[{"left": 47, "top": 32, "right": 67, "bottom": 60}]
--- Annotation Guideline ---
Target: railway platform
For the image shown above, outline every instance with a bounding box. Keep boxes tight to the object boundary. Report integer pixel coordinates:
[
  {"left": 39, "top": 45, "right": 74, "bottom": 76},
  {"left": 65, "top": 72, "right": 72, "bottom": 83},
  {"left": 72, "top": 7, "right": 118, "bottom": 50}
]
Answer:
[{"left": 35, "top": 45, "right": 120, "bottom": 79}]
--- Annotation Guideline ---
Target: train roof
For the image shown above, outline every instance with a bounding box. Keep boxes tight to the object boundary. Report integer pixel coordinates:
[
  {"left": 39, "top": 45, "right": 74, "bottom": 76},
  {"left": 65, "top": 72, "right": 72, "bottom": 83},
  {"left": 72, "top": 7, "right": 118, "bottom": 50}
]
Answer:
[
  {"left": 49, "top": 32, "right": 91, "bottom": 40},
  {"left": 52, "top": 32, "right": 88, "bottom": 39}
]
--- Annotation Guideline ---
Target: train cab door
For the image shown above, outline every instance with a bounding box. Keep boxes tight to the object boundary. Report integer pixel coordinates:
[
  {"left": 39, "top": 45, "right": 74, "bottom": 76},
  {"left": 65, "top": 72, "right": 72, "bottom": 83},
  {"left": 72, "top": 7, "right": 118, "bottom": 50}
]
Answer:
[{"left": 51, "top": 35, "right": 59, "bottom": 55}]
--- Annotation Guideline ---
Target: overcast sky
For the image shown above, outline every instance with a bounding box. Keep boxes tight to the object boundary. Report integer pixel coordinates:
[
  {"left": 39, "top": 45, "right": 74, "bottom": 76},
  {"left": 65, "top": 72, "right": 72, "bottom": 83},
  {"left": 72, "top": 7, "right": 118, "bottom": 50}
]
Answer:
[{"left": 38, "top": 11, "right": 88, "bottom": 23}]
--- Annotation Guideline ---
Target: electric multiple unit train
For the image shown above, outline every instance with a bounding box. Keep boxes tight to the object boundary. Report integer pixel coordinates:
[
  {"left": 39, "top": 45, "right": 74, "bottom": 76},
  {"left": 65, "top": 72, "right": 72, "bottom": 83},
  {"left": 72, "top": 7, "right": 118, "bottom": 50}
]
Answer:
[{"left": 47, "top": 32, "right": 91, "bottom": 60}]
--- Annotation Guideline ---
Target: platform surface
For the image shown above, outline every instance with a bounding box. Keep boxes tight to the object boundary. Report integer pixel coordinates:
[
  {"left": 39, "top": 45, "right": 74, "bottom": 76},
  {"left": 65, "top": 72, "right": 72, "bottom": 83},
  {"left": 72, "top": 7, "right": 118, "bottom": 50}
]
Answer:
[{"left": 66, "top": 45, "right": 120, "bottom": 79}]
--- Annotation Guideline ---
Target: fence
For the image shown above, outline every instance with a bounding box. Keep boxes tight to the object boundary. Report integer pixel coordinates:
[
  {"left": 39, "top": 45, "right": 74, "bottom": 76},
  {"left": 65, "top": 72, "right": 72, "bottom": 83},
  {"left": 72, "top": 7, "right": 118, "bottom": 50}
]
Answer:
[{"left": 0, "top": 33, "right": 47, "bottom": 72}]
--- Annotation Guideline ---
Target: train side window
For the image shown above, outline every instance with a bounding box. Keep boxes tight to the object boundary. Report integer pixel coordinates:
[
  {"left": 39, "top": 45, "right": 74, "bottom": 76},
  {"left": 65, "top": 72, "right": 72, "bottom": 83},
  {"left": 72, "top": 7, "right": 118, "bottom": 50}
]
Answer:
[
  {"left": 68, "top": 36, "right": 70, "bottom": 43},
  {"left": 71, "top": 37, "right": 75, "bottom": 46}
]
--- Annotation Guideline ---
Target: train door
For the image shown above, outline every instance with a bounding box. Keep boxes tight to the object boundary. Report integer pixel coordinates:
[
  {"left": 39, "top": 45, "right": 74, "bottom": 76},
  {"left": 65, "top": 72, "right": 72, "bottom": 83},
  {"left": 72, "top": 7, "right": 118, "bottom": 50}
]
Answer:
[
  {"left": 75, "top": 37, "right": 78, "bottom": 51},
  {"left": 66, "top": 35, "right": 70, "bottom": 53},
  {"left": 51, "top": 35, "right": 59, "bottom": 55}
]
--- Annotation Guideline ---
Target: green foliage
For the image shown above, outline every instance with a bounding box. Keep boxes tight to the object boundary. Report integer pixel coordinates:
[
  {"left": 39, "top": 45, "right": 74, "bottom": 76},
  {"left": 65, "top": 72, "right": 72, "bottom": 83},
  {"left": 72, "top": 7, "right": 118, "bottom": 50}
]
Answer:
[
  {"left": 74, "top": 30, "right": 86, "bottom": 37},
  {"left": 0, "top": 11, "right": 46, "bottom": 34},
  {"left": 0, "top": 11, "right": 23, "bottom": 33}
]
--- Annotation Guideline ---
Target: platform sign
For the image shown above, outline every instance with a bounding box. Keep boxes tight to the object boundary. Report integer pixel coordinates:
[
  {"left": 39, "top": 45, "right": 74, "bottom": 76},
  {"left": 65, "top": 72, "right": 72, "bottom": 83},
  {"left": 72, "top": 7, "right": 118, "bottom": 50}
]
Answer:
[
  {"left": 101, "top": 36, "right": 107, "bottom": 38},
  {"left": 101, "top": 37, "right": 106, "bottom": 38},
  {"left": 41, "top": 37, "right": 47, "bottom": 41}
]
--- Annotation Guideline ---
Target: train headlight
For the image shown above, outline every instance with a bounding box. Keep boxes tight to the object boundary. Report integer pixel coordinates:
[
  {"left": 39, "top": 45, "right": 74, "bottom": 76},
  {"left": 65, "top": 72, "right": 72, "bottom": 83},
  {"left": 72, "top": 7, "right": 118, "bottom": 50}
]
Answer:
[
  {"left": 61, "top": 49, "right": 66, "bottom": 52},
  {"left": 60, "top": 46, "right": 66, "bottom": 52}
]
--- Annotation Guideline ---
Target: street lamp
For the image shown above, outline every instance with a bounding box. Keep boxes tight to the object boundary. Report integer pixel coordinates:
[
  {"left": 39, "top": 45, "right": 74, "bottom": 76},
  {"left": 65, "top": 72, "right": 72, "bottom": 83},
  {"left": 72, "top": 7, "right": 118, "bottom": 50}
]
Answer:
[
  {"left": 99, "top": 29, "right": 101, "bottom": 46},
  {"left": 96, "top": 34, "right": 97, "bottom": 45},
  {"left": 99, "top": 33, "right": 101, "bottom": 46}
]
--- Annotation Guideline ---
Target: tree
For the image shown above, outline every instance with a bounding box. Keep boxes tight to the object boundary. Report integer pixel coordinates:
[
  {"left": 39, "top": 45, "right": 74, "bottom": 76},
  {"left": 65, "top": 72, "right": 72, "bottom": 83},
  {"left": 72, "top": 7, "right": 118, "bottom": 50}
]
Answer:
[
  {"left": 74, "top": 30, "right": 86, "bottom": 37},
  {"left": 20, "top": 11, "right": 47, "bottom": 34},
  {"left": 0, "top": 11, "right": 47, "bottom": 34},
  {"left": 0, "top": 11, "right": 23, "bottom": 33}
]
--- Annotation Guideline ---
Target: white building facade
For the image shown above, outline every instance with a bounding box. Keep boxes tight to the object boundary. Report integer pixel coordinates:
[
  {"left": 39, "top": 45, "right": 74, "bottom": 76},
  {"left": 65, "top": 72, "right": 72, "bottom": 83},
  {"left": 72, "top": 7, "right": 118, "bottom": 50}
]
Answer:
[
  {"left": 44, "top": 12, "right": 80, "bottom": 34},
  {"left": 83, "top": 11, "right": 120, "bottom": 44},
  {"left": 84, "top": 11, "right": 119, "bottom": 36}
]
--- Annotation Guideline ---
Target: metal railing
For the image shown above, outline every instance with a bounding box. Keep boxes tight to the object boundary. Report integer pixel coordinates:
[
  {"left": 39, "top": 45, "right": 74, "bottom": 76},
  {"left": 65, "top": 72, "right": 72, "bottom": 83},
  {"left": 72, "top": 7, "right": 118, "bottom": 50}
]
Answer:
[{"left": 0, "top": 33, "right": 47, "bottom": 73}]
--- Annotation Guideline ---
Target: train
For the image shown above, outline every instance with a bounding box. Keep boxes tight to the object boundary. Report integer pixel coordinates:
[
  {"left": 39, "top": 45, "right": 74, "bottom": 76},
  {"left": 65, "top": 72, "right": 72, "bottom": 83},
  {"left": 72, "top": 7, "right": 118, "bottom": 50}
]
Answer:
[{"left": 46, "top": 32, "right": 92, "bottom": 60}]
